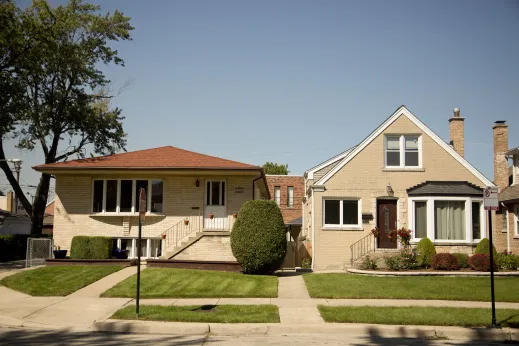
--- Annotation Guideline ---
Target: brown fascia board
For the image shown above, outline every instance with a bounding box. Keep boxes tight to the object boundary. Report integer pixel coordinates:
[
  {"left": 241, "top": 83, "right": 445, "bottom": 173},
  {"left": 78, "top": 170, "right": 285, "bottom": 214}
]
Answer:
[{"left": 33, "top": 166, "right": 261, "bottom": 173}]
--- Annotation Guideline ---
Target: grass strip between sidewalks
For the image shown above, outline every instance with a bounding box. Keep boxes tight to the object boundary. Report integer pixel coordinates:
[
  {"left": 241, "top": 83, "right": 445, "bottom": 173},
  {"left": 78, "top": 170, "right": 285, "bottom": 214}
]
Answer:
[
  {"left": 111, "top": 304, "right": 280, "bottom": 323},
  {"left": 318, "top": 306, "right": 519, "bottom": 327},
  {"left": 0, "top": 266, "right": 123, "bottom": 296}
]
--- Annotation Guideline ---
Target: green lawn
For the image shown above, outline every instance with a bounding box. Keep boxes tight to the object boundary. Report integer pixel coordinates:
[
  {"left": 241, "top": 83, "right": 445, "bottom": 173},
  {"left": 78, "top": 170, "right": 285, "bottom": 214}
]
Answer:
[
  {"left": 101, "top": 268, "right": 278, "bottom": 298},
  {"left": 304, "top": 274, "right": 519, "bottom": 302},
  {"left": 111, "top": 304, "right": 279, "bottom": 323},
  {"left": 0, "top": 266, "right": 123, "bottom": 296},
  {"left": 318, "top": 306, "right": 519, "bottom": 327}
]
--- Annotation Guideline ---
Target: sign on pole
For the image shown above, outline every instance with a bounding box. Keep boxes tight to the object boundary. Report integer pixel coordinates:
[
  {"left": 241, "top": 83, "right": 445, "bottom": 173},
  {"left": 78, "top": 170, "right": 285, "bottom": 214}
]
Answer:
[{"left": 483, "top": 186, "right": 499, "bottom": 211}]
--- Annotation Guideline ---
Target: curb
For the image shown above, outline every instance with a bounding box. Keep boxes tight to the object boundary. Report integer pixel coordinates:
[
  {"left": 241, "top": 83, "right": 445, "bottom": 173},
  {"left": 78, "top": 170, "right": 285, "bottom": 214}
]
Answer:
[
  {"left": 92, "top": 320, "right": 518, "bottom": 341},
  {"left": 347, "top": 268, "right": 519, "bottom": 277}
]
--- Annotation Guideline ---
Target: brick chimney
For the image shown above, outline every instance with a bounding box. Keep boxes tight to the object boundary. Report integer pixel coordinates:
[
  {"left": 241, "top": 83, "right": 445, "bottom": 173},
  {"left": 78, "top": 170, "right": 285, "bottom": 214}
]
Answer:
[
  {"left": 493, "top": 120, "right": 509, "bottom": 190},
  {"left": 449, "top": 108, "right": 465, "bottom": 157}
]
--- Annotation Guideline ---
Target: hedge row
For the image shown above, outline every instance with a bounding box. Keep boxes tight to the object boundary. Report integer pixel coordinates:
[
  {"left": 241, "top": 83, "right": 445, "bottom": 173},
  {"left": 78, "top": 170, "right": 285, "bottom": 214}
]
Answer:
[
  {"left": 70, "top": 236, "right": 113, "bottom": 259},
  {"left": 0, "top": 234, "right": 50, "bottom": 262}
]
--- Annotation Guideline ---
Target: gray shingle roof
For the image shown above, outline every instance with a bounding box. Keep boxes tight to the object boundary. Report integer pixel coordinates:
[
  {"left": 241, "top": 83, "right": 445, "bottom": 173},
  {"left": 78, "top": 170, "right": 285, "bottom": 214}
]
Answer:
[
  {"left": 407, "top": 181, "right": 483, "bottom": 196},
  {"left": 500, "top": 184, "right": 519, "bottom": 203},
  {"left": 287, "top": 216, "right": 302, "bottom": 225}
]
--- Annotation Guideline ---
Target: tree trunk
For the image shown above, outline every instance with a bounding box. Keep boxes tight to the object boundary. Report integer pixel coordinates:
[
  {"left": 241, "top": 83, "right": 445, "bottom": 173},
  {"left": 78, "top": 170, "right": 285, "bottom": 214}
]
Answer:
[{"left": 30, "top": 173, "right": 51, "bottom": 235}]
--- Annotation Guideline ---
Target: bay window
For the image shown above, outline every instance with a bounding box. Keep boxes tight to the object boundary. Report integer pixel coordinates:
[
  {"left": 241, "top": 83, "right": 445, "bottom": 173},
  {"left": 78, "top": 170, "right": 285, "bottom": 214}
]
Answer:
[
  {"left": 409, "top": 197, "right": 484, "bottom": 242},
  {"left": 323, "top": 198, "right": 361, "bottom": 229},
  {"left": 92, "top": 179, "right": 163, "bottom": 214}
]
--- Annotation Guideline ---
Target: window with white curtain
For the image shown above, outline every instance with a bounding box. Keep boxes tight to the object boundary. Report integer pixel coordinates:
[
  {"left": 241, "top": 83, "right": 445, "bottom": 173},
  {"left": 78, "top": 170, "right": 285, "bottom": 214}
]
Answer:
[
  {"left": 274, "top": 186, "right": 281, "bottom": 206},
  {"left": 410, "top": 197, "right": 484, "bottom": 242},
  {"left": 287, "top": 186, "right": 294, "bottom": 208}
]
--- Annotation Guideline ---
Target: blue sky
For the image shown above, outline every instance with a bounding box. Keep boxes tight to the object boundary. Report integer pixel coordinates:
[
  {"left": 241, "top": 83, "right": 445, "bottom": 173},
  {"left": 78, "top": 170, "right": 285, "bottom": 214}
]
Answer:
[{"left": 2, "top": 0, "right": 519, "bottom": 199}]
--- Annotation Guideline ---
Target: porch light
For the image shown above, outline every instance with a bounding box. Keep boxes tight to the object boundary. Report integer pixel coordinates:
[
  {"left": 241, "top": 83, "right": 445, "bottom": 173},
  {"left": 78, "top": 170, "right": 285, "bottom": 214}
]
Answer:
[
  {"left": 386, "top": 183, "right": 393, "bottom": 195},
  {"left": 195, "top": 178, "right": 200, "bottom": 187}
]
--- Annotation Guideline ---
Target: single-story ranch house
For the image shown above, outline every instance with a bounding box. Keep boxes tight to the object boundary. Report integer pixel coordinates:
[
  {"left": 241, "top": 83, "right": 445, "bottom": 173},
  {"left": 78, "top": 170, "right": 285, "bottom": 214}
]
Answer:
[
  {"left": 34, "top": 146, "right": 270, "bottom": 260},
  {"left": 303, "top": 106, "right": 495, "bottom": 270}
]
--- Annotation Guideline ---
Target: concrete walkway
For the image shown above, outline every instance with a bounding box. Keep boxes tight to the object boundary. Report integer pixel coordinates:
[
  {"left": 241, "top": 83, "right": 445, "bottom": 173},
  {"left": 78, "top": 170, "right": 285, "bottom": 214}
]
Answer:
[{"left": 68, "top": 266, "right": 144, "bottom": 298}]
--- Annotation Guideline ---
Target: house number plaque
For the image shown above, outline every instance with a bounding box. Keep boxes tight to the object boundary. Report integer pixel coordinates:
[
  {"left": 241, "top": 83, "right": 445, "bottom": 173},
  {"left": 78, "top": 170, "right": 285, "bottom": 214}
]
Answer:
[{"left": 234, "top": 187, "right": 244, "bottom": 193}]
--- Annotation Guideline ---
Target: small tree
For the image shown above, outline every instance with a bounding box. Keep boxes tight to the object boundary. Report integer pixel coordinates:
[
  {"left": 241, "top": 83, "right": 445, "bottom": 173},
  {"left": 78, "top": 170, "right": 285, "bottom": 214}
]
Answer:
[
  {"left": 415, "top": 237, "right": 436, "bottom": 268},
  {"left": 262, "top": 162, "right": 289, "bottom": 175},
  {"left": 231, "top": 200, "right": 287, "bottom": 274}
]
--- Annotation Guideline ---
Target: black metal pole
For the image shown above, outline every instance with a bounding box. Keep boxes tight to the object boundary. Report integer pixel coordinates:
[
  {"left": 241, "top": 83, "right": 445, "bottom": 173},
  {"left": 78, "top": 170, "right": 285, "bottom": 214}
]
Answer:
[
  {"left": 136, "top": 214, "right": 142, "bottom": 317},
  {"left": 488, "top": 210, "right": 497, "bottom": 327}
]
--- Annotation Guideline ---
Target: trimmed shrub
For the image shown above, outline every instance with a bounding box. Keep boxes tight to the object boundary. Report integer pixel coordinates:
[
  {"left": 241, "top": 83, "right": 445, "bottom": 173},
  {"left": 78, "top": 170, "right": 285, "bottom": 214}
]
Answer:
[
  {"left": 400, "top": 247, "right": 418, "bottom": 270},
  {"left": 384, "top": 255, "right": 403, "bottom": 271},
  {"left": 496, "top": 253, "right": 519, "bottom": 271},
  {"left": 475, "top": 238, "right": 498, "bottom": 258},
  {"left": 70, "top": 236, "right": 112, "bottom": 259},
  {"left": 0, "top": 234, "right": 50, "bottom": 262},
  {"left": 431, "top": 253, "right": 459, "bottom": 270},
  {"left": 415, "top": 237, "right": 436, "bottom": 267},
  {"left": 469, "top": 253, "right": 497, "bottom": 272},
  {"left": 453, "top": 253, "right": 469, "bottom": 268},
  {"left": 360, "top": 255, "right": 378, "bottom": 270},
  {"left": 231, "top": 200, "right": 287, "bottom": 274}
]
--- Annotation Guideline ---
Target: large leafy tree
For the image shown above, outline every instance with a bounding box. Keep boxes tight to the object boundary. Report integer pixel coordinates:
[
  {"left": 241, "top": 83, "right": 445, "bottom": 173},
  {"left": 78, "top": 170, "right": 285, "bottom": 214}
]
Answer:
[
  {"left": 262, "top": 162, "right": 289, "bottom": 175},
  {"left": 0, "top": 0, "right": 133, "bottom": 234}
]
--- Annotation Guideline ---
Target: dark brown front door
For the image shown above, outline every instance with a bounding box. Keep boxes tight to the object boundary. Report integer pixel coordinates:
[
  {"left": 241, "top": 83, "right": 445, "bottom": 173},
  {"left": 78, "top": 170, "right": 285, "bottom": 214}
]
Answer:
[{"left": 377, "top": 200, "right": 397, "bottom": 249}]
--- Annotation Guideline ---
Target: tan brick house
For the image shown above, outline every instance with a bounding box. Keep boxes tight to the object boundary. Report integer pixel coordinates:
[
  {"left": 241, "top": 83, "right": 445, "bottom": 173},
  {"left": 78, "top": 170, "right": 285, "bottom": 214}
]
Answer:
[
  {"left": 265, "top": 175, "right": 304, "bottom": 238},
  {"left": 493, "top": 120, "right": 519, "bottom": 253},
  {"left": 34, "top": 146, "right": 269, "bottom": 260},
  {"left": 303, "top": 106, "right": 494, "bottom": 270}
]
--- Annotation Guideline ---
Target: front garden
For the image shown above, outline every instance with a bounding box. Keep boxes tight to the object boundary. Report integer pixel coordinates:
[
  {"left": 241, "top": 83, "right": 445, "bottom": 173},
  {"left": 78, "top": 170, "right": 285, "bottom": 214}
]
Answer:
[
  {"left": 101, "top": 268, "right": 278, "bottom": 298},
  {"left": 0, "top": 266, "right": 123, "bottom": 296}
]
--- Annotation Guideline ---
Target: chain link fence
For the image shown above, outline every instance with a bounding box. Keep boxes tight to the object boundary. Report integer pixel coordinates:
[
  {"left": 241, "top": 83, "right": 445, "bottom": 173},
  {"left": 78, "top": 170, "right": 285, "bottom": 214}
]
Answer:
[{"left": 26, "top": 238, "right": 53, "bottom": 268}]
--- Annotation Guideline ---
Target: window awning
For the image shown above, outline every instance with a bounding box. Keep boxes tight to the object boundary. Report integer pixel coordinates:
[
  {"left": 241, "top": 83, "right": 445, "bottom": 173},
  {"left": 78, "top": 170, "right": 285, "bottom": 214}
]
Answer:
[{"left": 407, "top": 181, "right": 483, "bottom": 197}]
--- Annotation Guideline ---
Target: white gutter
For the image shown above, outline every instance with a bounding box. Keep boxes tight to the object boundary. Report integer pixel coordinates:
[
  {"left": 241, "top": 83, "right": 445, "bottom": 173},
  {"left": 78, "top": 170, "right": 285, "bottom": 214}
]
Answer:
[{"left": 311, "top": 192, "right": 315, "bottom": 270}]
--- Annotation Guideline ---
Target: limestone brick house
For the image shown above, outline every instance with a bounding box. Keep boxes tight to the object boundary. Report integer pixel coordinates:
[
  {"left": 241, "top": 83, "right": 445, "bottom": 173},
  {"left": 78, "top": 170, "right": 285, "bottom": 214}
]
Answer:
[
  {"left": 303, "top": 106, "right": 494, "bottom": 270},
  {"left": 493, "top": 121, "right": 519, "bottom": 253},
  {"left": 34, "top": 146, "right": 269, "bottom": 260},
  {"left": 265, "top": 175, "right": 304, "bottom": 238}
]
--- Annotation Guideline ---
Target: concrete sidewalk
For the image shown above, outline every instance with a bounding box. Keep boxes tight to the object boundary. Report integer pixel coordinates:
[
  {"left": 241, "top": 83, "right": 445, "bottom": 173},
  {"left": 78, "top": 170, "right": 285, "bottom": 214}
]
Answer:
[
  {"left": 68, "top": 266, "right": 144, "bottom": 298},
  {"left": 276, "top": 273, "right": 324, "bottom": 324}
]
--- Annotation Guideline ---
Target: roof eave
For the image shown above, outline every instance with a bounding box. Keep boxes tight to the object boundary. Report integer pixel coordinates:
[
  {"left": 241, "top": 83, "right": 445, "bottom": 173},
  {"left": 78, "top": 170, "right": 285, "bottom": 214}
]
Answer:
[{"left": 33, "top": 166, "right": 262, "bottom": 173}]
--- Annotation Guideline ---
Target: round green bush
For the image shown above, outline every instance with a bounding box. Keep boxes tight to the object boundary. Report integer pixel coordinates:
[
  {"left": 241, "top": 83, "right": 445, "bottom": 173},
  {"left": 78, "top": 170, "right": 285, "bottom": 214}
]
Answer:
[
  {"left": 475, "top": 238, "right": 498, "bottom": 258},
  {"left": 231, "top": 200, "right": 287, "bottom": 274},
  {"left": 452, "top": 253, "right": 470, "bottom": 268},
  {"left": 415, "top": 237, "right": 436, "bottom": 267}
]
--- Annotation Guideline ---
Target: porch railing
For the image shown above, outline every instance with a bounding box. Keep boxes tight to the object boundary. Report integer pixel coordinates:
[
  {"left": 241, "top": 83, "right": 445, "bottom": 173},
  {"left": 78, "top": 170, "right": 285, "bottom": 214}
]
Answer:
[
  {"left": 157, "top": 213, "right": 202, "bottom": 251},
  {"left": 203, "top": 210, "right": 236, "bottom": 231},
  {"left": 350, "top": 233, "right": 376, "bottom": 267}
]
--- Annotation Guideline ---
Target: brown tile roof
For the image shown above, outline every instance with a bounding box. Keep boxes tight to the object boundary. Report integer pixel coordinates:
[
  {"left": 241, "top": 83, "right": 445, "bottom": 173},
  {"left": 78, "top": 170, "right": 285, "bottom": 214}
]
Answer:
[
  {"left": 500, "top": 184, "right": 519, "bottom": 203},
  {"left": 33, "top": 146, "right": 260, "bottom": 171}
]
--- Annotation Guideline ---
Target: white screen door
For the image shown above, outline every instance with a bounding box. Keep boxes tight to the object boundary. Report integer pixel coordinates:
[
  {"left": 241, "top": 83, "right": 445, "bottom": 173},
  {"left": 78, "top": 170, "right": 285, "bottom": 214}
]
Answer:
[{"left": 205, "top": 180, "right": 227, "bottom": 229}]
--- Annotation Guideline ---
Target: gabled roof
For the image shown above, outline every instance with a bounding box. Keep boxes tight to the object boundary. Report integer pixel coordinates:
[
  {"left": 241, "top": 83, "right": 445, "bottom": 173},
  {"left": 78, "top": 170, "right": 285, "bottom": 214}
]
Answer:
[
  {"left": 506, "top": 146, "right": 519, "bottom": 156},
  {"left": 500, "top": 184, "right": 519, "bottom": 203},
  {"left": 315, "top": 106, "right": 494, "bottom": 187},
  {"left": 33, "top": 146, "right": 260, "bottom": 172},
  {"left": 407, "top": 181, "right": 483, "bottom": 196},
  {"left": 305, "top": 146, "right": 356, "bottom": 179}
]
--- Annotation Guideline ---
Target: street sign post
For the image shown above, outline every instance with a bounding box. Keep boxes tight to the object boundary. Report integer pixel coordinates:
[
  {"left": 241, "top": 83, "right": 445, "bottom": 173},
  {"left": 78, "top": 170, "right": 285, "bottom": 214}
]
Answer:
[
  {"left": 136, "top": 188, "right": 146, "bottom": 317},
  {"left": 483, "top": 186, "right": 498, "bottom": 328}
]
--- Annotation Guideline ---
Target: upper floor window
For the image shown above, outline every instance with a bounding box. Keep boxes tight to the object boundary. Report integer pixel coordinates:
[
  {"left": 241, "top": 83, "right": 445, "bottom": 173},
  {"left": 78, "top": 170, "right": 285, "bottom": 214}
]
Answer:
[
  {"left": 92, "top": 179, "right": 163, "bottom": 214},
  {"left": 287, "top": 186, "right": 294, "bottom": 208},
  {"left": 385, "top": 135, "right": 421, "bottom": 168},
  {"left": 274, "top": 186, "right": 281, "bottom": 206}
]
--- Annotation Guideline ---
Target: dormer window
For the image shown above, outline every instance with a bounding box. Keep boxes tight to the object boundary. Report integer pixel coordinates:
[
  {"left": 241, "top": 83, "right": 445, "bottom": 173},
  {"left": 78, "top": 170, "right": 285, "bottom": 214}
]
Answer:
[{"left": 385, "top": 135, "right": 421, "bottom": 168}]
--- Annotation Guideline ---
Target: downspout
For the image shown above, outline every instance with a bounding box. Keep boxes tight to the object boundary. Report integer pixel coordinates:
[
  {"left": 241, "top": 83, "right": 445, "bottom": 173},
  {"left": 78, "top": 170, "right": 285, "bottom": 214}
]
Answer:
[
  {"left": 311, "top": 192, "right": 315, "bottom": 270},
  {"left": 501, "top": 202, "right": 510, "bottom": 253},
  {"left": 252, "top": 169, "right": 269, "bottom": 200}
]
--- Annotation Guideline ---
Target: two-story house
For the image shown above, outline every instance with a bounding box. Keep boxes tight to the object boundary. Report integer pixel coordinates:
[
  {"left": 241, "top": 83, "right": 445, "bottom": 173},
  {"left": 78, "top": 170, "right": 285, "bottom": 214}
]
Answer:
[
  {"left": 493, "top": 120, "right": 519, "bottom": 253},
  {"left": 303, "top": 106, "right": 494, "bottom": 270}
]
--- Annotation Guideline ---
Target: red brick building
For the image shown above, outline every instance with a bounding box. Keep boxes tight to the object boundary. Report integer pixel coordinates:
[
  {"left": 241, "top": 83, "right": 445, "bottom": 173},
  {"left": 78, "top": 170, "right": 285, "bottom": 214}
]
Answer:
[{"left": 265, "top": 175, "right": 304, "bottom": 238}]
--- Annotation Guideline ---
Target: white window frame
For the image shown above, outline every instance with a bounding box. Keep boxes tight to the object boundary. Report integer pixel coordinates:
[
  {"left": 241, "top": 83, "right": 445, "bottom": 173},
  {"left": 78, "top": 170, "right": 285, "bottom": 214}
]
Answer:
[
  {"left": 515, "top": 206, "right": 519, "bottom": 237},
  {"left": 274, "top": 186, "right": 281, "bottom": 206},
  {"left": 384, "top": 135, "right": 422, "bottom": 169},
  {"left": 287, "top": 186, "right": 294, "bottom": 208},
  {"left": 92, "top": 179, "right": 164, "bottom": 215},
  {"left": 322, "top": 198, "right": 362, "bottom": 230},
  {"left": 408, "top": 196, "right": 485, "bottom": 243},
  {"left": 115, "top": 237, "right": 161, "bottom": 259},
  {"left": 513, "top": 156, "right": 518, "bottom": 186},
  {"left": 502, "top": 209, "right": 509, "bottom": 233}
]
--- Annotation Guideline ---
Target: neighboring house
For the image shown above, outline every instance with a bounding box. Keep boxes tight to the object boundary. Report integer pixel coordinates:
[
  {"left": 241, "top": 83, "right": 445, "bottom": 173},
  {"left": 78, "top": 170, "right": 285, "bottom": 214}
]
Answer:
[
  {"left": 303, "top": 106, "right": 494, "bottom": 270},
  {"left": 42, "top": 199, "right": 55, "bottom": 236},
  {"left": 0, "top": 209, "right": 31, "bottom": 235},
  {"left": 265, "top": 175, "right": 304, "bottom": 239},
  {"left": 33, "top": 146, "right": 270, "bottom": 260},
  {"left": 493, "top": 121, "right": 519, "bottom": 252}
]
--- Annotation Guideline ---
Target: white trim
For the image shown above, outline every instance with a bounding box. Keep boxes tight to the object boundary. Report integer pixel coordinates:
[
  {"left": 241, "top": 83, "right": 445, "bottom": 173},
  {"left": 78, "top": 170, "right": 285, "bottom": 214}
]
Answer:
[
  {"left": 384, "top": 134, "right": 422, "bottom": 169},
  {"left": 502, "top": 209, "right": 509, "bottom": 233},
  {"left": 316, "top": 106, "right": 494, "bottom": 186},
  {"left": 408, "top": 196, "right": 485, "bottom": 243},
  {"left": 274, "top": 186, "right": 281, "bottom": 206},
  {"left": 322, "top": 197, "right": 362, "bottom": 229},
  {"left": 311, "top": 192, "right": 315, "bottom": 269},
  {"left": 515, "top": 206, "right": 519, "bottom": 237},
  {"left": 287, "top": 186, "right": 294, "bottom": 208},
  {"left": 306, "top": 147, "right": 356, "bottom": 179}
]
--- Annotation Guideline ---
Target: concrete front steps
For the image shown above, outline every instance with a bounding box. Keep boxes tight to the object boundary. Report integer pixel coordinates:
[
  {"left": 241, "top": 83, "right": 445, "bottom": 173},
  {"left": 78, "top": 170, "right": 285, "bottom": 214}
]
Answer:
[
  {"left": 160, "top": 231, "right": 235, "bottom": 262},
  {"left": 349, "top": 248, "right": 401, "bottom": 269}
]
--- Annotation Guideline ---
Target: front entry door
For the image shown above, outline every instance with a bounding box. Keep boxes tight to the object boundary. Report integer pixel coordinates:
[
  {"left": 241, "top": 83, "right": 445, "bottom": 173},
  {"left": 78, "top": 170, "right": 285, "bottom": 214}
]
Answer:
[
  {"left": 377, "top": 200, "right": 398, "bottom": 249},
  {"left": 204, "top": 180, "right": 227, "bottom": 229}
]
